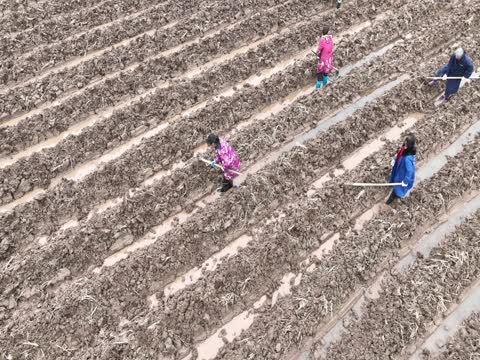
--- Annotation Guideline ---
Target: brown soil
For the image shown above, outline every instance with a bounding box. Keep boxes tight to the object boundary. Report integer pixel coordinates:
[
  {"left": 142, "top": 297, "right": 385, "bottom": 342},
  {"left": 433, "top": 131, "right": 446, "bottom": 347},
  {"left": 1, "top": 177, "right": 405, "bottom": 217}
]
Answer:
[{"left": 1, "top": 0, "right": 480, "bottom": 359}]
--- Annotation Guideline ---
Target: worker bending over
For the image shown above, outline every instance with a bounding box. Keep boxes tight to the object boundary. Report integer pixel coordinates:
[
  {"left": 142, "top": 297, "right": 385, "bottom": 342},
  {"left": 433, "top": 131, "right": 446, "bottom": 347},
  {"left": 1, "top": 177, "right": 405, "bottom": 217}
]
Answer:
[
  {"left": 207, "top": 133, "right": 241, "bottom": 193},
  {"left": 386, "top": 134, "right": 416, "bottom": 205},
  {"left": 316, "top": 26, "right": 334, "bottom": 89},
  {"left": 429, "top": 47, "right": 475, "bottom": 101}
]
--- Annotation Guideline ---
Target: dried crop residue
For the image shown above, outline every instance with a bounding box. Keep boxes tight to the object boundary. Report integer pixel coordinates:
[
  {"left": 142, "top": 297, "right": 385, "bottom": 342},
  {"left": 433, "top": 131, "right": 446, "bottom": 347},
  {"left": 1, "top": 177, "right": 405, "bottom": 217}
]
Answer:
[{"left": 4, "top": 0, "right": 480, "bottom": 359}]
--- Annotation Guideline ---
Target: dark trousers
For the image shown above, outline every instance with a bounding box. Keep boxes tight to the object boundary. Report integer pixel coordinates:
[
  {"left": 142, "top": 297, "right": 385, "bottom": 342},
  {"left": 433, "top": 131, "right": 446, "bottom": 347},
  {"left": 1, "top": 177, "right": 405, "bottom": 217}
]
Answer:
[
  {"left": 317, "top": 72, "right": 328, "bottom": 81},
  {"left": 385, "top": 191, "right": 399, "bottom": 205}
]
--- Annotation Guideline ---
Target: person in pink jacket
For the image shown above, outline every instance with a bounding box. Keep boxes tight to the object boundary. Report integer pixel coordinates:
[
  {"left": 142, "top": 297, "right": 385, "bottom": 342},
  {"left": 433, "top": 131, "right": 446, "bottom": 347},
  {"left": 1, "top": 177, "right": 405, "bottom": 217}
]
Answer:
[
  {"left": 316, "top": 26, "right": 334, "bottom": 89},
  {"left": 207, "top": 133, "right": 241, "bottom": 192}
]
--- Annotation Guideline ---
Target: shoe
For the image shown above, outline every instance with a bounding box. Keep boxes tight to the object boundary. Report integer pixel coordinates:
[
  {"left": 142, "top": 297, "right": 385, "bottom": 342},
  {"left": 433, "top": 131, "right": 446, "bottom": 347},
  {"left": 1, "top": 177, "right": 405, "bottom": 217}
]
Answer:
[
  {"left": 315, "top": 80, "right": 322, "bottom": 89},
  {"left": 218, "top": 181, "right": 233, "bottom": 193},
  {"left": 323, "top": 75, "right": 329, "bottom": 87}
]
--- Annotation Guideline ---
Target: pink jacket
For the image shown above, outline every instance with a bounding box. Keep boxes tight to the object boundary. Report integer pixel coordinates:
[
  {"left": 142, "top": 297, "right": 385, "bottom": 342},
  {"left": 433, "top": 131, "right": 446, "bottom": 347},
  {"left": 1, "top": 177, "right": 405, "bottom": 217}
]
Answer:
[
  {"left": 214, "top": 138, "right": 240, "bottom": 181},
  {"left": 316, "top": 34, "right": 334, "bottom": 74}
]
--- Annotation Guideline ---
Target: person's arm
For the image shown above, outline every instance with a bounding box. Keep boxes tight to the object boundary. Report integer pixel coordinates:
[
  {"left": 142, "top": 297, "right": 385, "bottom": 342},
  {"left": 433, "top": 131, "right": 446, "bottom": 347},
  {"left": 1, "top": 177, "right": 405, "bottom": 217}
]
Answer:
[
  {"left": 464, "top": 56, "right": 474, "bottom": 79},
  {"left": 317, "top": 38, "right": 324, "bottom": 57},
  {"left": 388, "top": 155, "right": 397, "bottom": 182},
  {"left": 402, "top": 157, "right": 415, "bottom": 187},
  {"left": 445, "top": 54, "right": 455, "bottom": 75}
]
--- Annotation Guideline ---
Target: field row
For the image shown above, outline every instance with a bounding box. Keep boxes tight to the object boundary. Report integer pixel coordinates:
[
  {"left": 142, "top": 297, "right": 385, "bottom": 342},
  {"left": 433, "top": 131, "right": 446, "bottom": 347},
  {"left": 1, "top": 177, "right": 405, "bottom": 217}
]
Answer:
[
  {"left": 0, "top": 0, "right": 168, "bottom": 56},
  {"left": 431, "top": 312, "right": 480, "bottom": 359},
  {"left": 0, "top": 0, "right": 333, "bottom": 149},
  {"left": 0, "top": 0, "right": 285, "bottom": 84}
]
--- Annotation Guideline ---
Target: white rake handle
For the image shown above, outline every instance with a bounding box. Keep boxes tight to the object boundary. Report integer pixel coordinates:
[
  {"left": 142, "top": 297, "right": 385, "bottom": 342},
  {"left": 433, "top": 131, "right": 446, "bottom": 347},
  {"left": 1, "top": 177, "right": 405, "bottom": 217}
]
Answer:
[
  {"left": 345, "top": 182, "right": 404, "bottom": 187},
  {"left": 427, "top": 76, "right": 477, "bottom": 80}
]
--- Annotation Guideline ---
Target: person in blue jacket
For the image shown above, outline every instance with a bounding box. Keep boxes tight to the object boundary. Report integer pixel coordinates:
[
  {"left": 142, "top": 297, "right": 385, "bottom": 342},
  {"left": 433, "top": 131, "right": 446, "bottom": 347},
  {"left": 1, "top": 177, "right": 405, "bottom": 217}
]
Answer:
[
  {"left": 429, "top": 48, "right": 475, "bottom": 101},
  {"left": 386, "top": 133, "right": 416, "bottom": 205}
]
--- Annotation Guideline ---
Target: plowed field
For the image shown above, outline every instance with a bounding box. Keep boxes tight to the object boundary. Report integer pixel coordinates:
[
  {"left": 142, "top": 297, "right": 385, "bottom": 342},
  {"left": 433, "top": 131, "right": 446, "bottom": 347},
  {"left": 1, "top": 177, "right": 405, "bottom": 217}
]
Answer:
[{"left": 1, "top": 0, "right": 479, "bottom": 359}]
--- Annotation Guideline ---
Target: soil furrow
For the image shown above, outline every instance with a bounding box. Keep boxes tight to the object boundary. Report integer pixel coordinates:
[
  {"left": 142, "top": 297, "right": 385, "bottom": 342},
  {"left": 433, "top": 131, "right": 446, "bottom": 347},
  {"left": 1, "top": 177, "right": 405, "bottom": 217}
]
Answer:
[
  {"left": 0, "top": 0, "right": 108, "bottom": 30},
  {"left": 3, "top": 0, "right": 480, "bottom": 359},
  {"left": 312, "top": 191, "right": 480, "bottom": 360},
  {"left": 410, "top": 283, "right": 480, "bottom": 360},
  {"left": 119, "top": 96, "right": 480, "bottom": 359},
  {"left": 0, "top": 0, "right": 298, "bottom": 99},
  {"left": 0, "top": 0, "right": 331, "bottom": 152},
  {"left": 0, "top": 0, "right": 288, "bottom": 84},
  {"left": 321, "top": 211, "right": 480, "bottom": 360},
  {"left": 0, "top": 0, "right": 170, "bottom": 56},
  {"left": 0, "top": 30, "right": 441, "bottom": 272}
]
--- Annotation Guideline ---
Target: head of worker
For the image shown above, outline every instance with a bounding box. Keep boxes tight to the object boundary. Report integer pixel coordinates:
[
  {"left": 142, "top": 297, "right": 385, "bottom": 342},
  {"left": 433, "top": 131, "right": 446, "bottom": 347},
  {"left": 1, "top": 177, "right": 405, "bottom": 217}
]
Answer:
[
  {"left": 207, "top": 133, "right": 220, "bottom": 151},
  {"left": 454, "top": 47, "right": 464, "bottom": 60},
  {"left": 322, "top": 25, "right": 330, "bottom": 36},
  {"left": 403, "top": 133, "right": 416, "bottom": 154}
]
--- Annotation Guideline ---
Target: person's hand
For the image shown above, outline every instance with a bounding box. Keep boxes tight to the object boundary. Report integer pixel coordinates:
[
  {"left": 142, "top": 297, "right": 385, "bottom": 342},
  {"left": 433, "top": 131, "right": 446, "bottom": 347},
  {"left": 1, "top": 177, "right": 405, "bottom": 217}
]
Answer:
[
  {"left": 210, "top": 161, "right": 216, "bottom": 168},
  {"left": 390, "top": 159, "right": 395, "bottom": 167},
  {"left": 401, "top": 181, "right": 408, "bottom": 187},
  {"left": 442, "top": 74, "right": 447, "bottom": 80}
]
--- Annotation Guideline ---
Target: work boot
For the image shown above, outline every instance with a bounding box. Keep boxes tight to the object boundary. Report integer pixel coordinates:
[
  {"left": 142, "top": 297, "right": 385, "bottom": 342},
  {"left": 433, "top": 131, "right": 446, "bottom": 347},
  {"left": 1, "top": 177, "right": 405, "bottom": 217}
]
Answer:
[
  {"left": 440, "top": 94, "right": 452, "bottom": 102},
  {"left": 323, "top": 74, "right": 329, "bottom": 87},
  {"left": 315, "top": 80, "right": 322, "bottom": 89},
  {"left": 218, "top": 180, "right": 233, "bottom": 193}
]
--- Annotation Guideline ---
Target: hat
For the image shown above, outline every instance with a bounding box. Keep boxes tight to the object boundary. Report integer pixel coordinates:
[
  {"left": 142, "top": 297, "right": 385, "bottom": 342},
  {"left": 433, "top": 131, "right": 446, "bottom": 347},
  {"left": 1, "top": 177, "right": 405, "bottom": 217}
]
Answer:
[
  {"left": 207, "top": 133, "right": 220, "bottom": 146},
  {"left": 455, "top": 47, "right": 464, "bottom": 59}
]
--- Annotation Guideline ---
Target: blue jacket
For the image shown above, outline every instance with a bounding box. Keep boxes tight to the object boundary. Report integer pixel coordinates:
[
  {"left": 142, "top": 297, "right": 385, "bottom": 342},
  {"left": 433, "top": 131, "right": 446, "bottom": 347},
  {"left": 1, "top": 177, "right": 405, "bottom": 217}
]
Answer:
[
  {"left": 444, "top": 53, "right": 475, "bottom": 96},
  {"left": 389, "top": 154, "right": 415, "bottom": 198}
]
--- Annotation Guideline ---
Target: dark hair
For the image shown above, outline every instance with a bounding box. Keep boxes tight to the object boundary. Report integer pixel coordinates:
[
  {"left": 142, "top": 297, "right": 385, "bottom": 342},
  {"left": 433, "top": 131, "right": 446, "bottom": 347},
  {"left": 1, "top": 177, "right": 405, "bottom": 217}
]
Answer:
[
  {"left": 404, "top": 133, "right": 417, "bottom": 155},
  {"left": 322, "top": 26, "right": 329, "bottom": 35},
  {"left": 207, "top": 133, "right": 220, "bottom": 146}
]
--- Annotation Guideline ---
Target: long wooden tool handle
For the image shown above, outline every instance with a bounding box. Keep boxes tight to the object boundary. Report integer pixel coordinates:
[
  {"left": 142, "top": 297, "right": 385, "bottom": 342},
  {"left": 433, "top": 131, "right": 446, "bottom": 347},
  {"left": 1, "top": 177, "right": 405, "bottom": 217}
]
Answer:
[
  {"left": 426, "top": 76, "right": 474, "bottom": 80},
  {"left": 345, "top": 182, "right": 404, "bottom": 187},
  {"left": 199, "top": 158, "right": 243, "bottom": 176}
]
